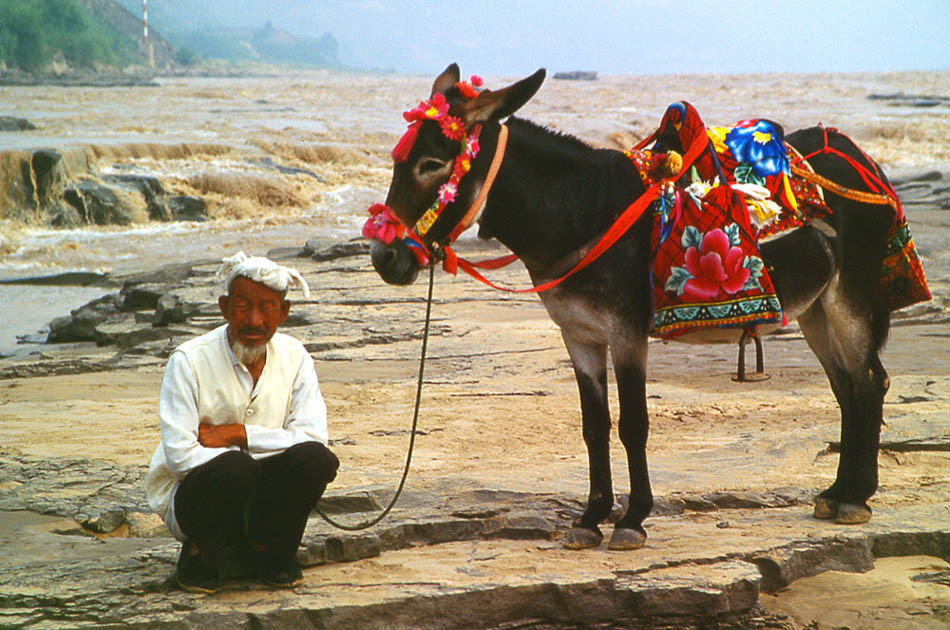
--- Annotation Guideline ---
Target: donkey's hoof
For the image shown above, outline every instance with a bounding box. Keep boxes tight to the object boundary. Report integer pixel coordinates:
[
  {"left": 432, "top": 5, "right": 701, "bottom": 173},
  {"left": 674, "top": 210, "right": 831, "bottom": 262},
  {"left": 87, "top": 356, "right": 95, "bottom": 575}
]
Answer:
[
  {"left": 834, "top": 503, "right": 872, "bottom": 524},
  {"left": 562, "top": 526, "right": 603, "bottom": 550},
  {"left": 607, "top": 527, "right": 646, "bottom": 551},
  {"left": 813, "top": 496, "right": 839, "bottom": 520}
]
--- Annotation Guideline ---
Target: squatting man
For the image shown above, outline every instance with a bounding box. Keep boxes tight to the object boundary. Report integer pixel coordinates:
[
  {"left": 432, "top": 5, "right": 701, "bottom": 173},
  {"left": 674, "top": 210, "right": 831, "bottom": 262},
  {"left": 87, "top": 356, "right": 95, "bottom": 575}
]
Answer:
[{"left": 146, "top": 252, "right": 339, "bottom": 593}]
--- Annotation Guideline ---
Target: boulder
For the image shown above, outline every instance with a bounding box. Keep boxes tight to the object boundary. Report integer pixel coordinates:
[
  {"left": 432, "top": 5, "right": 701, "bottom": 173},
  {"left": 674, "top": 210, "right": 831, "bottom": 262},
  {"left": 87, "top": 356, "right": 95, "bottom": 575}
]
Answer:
[
  {"left": 308, "top": 240, "right": 369, "bottom": 261},
  {"left": 152, "top": 293, "right": 199, "bottom": 327},
  {"left": 92, "top": 313, "right": 177, "bottom": 348},
  {"left": 64, "top": 180, "right": 140, "bottom": 226},
  {"left": 121, "top": 264, "right": 197, "bottom": 286},
  {"left": 46, "top": 202, "right": 82, "bottom": 228},
  {"left": 31, "top": 149, "right": 68, "bottom": 210},
  {"left": 126, "top": 512, "right": 169, "bottom": 538},
  {"left": 46, "top": 295, "right": 119, "bottom": 342},
  {"left": 168, "top": 195, "right": 208, "bottom": 221},
  {"left": 79, "top": 507, "right": 127, "bottom": 535},
  {"left": 116, "top": 283, "right": 165, "bottom": 311},
  {"left": 0, "top": 116, "right": 36, "bottom": 131},
  {"left": 0, "top": 152, "right": 37, "bottom": 218},
  {"left": 104, "top": 173, "right": 170, "bottom": 221}
]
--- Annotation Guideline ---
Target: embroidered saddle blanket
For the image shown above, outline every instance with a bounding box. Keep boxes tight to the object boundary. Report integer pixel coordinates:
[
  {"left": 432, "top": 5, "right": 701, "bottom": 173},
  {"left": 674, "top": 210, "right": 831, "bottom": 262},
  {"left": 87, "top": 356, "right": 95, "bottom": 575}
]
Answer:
[{"left": 627, "top": 102, "right": 930, "bottom": 340}]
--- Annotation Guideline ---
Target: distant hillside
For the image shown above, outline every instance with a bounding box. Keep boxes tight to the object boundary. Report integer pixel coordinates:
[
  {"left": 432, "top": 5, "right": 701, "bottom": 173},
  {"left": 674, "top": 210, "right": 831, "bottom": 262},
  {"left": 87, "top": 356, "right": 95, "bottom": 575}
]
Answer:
[
  {"left": 0, "top": 0, "right": 146, "bottom": 72},
  {"left": 176, "top": 23, "right": 339, "bottom": 68},
  {"left": 76, "top": 0, "right": 177, "bottom": 68},
  {"left": 0, "top": 0, "right": 340, "bottom": 75},
  {"left": 113, "top": 0, "right": 341, "bottom": 69}
]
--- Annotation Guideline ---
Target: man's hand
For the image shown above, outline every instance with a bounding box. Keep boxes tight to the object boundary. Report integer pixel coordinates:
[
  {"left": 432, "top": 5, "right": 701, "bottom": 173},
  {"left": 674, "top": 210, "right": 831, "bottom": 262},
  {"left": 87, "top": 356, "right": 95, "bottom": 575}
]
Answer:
[{"left": 198, "top": 422, "right": 248, "bottom": 449}]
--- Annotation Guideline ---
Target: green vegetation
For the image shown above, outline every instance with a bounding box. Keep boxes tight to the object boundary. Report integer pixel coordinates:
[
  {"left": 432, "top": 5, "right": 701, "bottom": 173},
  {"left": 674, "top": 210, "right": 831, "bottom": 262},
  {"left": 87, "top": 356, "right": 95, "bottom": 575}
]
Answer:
[{"left": 0, "top": 0, "right": 137, "bottom": 71}]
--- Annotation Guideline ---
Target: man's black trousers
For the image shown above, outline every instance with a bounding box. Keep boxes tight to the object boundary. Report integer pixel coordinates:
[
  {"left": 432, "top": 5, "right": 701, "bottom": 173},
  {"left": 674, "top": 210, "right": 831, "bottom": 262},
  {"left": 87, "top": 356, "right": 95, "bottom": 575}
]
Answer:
[{"left": 174, "top": 441, "right": 339, "bottom": 573}]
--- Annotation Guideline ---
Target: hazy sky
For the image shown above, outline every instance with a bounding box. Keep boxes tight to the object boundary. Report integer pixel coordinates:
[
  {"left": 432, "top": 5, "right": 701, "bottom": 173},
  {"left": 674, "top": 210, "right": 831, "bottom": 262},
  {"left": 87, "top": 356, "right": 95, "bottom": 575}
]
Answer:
[{"left": 166, "top": 0, "right": 949, "bottom": 76}]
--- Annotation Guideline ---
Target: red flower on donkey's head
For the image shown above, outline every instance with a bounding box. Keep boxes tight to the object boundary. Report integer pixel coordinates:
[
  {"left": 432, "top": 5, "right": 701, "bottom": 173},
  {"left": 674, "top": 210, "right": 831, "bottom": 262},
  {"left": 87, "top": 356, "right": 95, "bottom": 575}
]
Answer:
[
  {"left": 404, "top": 92, "right": 449, "bottom": 123},
  {"left": 682, "top": 228, "right": 750, "bottom": 300},
  {"left": 362, "top": 203, "right": 405, "bottom": 245}
]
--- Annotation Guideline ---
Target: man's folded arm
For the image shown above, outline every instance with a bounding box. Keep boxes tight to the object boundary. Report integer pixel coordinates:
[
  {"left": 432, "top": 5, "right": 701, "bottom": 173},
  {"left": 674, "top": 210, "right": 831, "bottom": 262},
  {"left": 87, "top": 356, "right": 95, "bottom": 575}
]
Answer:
[
  {"left": 160, "top": 352, "right": 231, "bottom": 476},
  {"left": 244, "top": 351, "right": 328, "bottom": 454}
]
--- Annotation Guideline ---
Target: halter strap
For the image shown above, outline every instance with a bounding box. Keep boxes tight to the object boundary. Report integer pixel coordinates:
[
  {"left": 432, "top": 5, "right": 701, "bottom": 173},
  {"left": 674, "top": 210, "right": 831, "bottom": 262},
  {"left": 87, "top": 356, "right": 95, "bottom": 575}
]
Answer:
[{"left": 447, "top": 124, "right": 509, "bottom": 243}]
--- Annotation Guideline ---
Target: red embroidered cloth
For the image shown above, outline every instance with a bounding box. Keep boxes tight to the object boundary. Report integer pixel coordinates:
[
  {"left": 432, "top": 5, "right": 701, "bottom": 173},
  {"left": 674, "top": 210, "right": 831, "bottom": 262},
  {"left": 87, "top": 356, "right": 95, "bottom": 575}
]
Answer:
[{"left": 631, "top": 102, "right": 929, "bottom": 340}]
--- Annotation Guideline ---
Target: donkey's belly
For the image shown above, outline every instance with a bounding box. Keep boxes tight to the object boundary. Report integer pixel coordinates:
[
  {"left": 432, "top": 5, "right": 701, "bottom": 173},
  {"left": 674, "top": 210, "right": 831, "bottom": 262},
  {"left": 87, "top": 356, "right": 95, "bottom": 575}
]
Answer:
[
  {"left": 538, "top": 291, "right": 614, "bottom": 345},
  {"left": 760, "top": 223, "right": 837, "bottom": 321}
]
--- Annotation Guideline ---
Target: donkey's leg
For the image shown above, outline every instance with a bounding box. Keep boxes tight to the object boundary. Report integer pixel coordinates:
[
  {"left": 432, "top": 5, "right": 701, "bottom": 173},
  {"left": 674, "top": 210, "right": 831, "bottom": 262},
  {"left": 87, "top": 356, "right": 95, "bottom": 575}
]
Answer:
[
  {"left": 798, "top": 294, "right": 890, "bottom": 524},
  {"left": 561, "top": 333, "right": 614, "bottom": 549},
  {"left": 607, "top": 335, "right": 652, "bottom": 550}
]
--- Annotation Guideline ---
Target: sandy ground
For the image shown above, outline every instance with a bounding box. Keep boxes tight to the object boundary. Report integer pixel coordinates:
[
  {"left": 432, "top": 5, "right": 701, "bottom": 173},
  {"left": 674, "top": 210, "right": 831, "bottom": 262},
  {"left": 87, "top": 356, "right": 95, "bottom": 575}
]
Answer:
[{"left": 0, "top": 236, "right": 948, "bottom": 626}]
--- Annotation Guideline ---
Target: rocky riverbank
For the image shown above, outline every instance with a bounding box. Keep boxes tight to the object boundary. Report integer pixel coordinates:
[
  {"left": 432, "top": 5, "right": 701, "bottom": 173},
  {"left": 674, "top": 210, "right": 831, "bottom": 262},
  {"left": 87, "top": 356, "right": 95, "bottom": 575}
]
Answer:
[{"left": 1, "top": 185, "right": 949, "bottom": 627}]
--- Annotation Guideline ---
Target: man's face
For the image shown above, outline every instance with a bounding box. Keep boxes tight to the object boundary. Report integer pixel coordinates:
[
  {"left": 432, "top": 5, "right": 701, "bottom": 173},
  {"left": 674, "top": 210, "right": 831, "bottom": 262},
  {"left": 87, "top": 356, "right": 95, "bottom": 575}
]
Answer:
[{"left": 218, "top": 276, "right": 290, "bottom": 347}]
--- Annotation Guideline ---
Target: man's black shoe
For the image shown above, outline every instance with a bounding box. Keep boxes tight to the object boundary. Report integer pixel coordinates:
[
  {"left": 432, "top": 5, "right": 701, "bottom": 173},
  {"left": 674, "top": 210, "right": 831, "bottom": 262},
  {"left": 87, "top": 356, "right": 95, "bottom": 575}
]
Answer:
[
  {"left": 176, "top": 545, "right": 218, "bottom": 594},
  {"left": 253, "top": 551, "right": 303, "bottom": 589},
  {"left": 259, "top": 562, "right": 303, "bottom": 588}
]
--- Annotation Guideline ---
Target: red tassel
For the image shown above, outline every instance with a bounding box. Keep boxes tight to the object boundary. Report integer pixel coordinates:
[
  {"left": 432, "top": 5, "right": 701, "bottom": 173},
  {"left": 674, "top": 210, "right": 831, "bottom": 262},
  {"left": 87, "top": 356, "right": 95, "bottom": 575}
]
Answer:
[
  {"left": 392, "top": 121, "right": 421, "bottom": 163},
  {"left": 442, "top": 246, "right": 458, "bottom": 276}
]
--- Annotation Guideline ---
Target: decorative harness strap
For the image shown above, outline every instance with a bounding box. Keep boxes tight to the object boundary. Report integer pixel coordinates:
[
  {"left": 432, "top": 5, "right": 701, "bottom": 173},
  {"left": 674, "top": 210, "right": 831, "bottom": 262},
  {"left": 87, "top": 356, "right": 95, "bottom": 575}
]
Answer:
[
  {"left": 790, "top": 124, "right": 901, "bottom": 214},
  {"left": 447, "top": 124, "right": 509, "bottom": 243},
  {"left": 451, "top": 120, "right": 711, "bottom": 293},
  {"left": 370, "top": 92, "right": 899, "bottom": 295}
]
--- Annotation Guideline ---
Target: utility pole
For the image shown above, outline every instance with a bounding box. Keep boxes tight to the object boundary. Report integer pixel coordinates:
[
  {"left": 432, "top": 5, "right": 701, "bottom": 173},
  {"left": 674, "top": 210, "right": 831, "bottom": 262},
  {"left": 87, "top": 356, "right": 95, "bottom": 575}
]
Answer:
[{"left": 143, "top": 0, "right": 154, "bottom": 68}]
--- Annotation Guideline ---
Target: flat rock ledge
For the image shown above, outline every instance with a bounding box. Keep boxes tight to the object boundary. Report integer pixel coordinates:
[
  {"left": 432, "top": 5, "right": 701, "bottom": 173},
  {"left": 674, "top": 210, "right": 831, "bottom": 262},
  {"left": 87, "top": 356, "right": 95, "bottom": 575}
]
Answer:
[{"left": 0, "top": 452, "right": 947, "bottom": 629}]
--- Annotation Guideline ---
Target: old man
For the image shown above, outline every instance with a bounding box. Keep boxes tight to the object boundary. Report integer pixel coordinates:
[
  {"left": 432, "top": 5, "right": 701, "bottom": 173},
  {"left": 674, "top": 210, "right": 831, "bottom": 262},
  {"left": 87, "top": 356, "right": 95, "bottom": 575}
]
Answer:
[{"left": 146, "top": 251, "right": 339, "bottom": 593}]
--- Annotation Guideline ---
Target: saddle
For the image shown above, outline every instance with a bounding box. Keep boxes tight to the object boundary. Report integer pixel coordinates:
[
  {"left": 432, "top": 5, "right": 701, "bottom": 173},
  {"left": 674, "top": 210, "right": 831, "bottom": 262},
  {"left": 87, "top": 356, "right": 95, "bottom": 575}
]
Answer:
[{"left": 627, "top": 102, "right": 930, "bottom": 340}]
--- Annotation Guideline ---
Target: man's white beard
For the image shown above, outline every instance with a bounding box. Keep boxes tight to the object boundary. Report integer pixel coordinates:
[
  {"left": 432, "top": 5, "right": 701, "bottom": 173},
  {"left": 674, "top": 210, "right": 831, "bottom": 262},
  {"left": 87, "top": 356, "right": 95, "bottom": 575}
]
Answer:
[{"left": 230, "top": 338, "right": 266, "bottom": 366}]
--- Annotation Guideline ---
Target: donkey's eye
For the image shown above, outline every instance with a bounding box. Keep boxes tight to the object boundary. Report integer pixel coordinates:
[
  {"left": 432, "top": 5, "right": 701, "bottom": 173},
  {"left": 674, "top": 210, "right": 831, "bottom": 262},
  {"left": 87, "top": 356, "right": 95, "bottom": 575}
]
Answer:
[{"left": 418, "top": 159, "right": 445, "bottom": 175}]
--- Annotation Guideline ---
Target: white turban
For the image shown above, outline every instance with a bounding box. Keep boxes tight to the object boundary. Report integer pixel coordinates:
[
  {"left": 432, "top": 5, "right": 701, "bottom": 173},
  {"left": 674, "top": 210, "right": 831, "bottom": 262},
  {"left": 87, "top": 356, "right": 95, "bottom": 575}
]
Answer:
[{"left": 217, "top": 251, "right": 311, "bottom": 298}]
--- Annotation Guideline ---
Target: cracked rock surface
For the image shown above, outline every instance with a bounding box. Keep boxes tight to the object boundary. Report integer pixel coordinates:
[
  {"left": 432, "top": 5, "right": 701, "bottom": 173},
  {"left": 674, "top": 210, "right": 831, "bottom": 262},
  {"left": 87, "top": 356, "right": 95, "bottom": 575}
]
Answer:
[{"left": 1, "top": 226, "right": 948, "bottom": 629}]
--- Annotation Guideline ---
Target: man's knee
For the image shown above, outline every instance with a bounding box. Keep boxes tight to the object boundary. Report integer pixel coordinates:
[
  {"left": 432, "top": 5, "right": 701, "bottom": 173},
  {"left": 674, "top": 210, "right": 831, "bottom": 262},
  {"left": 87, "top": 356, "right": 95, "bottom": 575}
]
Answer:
[
  {"left": 208, "top": 449, "right": 260, "bottom": 483},
  {"left": 179, "top": 450, "right": 260, "bottom": 500},
  {"left": 175, "top": 450, "right": 261, "bottom": 536},
  {"left": 286, "top": 441, "right": 339, "bottom": 483}
]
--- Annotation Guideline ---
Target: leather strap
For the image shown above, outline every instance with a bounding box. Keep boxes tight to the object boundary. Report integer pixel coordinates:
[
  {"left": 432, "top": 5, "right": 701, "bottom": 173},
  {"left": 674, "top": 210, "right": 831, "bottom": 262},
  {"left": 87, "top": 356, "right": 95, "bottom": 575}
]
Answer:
[{"left": 447, "top": 124, "right": 509, "bottom": 243}]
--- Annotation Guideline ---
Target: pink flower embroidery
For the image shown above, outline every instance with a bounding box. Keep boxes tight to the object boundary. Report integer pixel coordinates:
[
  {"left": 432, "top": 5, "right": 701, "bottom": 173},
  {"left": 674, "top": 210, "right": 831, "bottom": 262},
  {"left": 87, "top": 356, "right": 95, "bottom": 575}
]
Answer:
[{"left": 682, "top": 228, "right": 750, "bottom": 299}]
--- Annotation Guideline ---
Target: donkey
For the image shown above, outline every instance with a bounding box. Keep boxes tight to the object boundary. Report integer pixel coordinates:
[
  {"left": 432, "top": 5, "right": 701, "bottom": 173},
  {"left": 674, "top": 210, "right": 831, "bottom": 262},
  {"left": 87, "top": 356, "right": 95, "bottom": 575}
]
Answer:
[{"left": 367, "top": 64, "right": 908, "bottom": 551}]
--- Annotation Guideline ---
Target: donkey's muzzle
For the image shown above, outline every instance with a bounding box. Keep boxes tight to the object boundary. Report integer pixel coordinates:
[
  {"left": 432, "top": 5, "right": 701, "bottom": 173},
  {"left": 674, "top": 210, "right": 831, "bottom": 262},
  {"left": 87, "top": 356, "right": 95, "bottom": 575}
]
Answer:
[{"left": 370, "top": 238, "right": 421, "bottom": 286}]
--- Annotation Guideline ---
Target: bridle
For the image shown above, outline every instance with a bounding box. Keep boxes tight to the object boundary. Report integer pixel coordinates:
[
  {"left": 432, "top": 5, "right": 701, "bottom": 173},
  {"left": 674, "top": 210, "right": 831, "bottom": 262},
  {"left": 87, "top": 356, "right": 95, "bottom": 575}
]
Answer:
[{"left": 402, "top": 122, "right": 509, "bottom": 270}]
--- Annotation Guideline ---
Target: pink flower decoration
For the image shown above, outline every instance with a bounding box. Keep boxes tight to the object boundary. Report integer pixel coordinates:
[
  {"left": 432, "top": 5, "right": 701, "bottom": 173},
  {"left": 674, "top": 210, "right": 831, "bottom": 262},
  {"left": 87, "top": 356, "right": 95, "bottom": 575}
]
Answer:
[
  {"left": 682, "top": 228, "right": 750, "bottom": 300},
  {"left": 362, "top": 203, "right": 405, "bottom": 245},
  {"left": 470, "top": 75, "right": 483, "bottom": 87},
  {"left": 438, "top": 181, "right": 458, "bottom": 204}
]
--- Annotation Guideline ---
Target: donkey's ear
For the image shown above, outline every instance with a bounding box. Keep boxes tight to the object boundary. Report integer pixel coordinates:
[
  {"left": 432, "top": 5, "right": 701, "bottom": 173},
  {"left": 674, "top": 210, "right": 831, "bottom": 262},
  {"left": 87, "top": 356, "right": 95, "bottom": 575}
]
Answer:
[
  {"left": 431, "top": 63, "right": 461, "bottom": 96},
  {"left": 457, "top": 69, "right": 545, "bottom": 125}
]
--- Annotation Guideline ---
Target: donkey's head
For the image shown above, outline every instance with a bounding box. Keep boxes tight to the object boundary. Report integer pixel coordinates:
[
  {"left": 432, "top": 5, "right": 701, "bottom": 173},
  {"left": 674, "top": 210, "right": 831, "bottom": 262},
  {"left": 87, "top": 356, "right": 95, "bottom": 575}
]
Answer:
[{"left": 365, "top": 64, "right": 545, "bottom": 285}]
